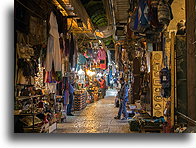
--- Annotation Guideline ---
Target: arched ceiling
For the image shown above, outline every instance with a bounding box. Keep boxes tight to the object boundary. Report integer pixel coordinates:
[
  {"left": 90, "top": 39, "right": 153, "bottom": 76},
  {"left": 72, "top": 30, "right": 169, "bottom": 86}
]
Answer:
[{"left": 80, "top": 0, "right": 114, "bottom": 47}]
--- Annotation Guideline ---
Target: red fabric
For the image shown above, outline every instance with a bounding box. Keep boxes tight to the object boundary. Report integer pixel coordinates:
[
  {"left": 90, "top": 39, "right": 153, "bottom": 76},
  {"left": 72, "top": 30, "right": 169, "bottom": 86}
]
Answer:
[{"left": 100, "top": 63, "right": 106, "bottom": 69}]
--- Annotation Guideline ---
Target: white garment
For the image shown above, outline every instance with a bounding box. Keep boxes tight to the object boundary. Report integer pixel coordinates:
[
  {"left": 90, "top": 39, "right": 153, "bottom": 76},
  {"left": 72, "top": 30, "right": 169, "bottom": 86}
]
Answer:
[{"left": 46, "top": 12, "right": 62, "bottom": 71}]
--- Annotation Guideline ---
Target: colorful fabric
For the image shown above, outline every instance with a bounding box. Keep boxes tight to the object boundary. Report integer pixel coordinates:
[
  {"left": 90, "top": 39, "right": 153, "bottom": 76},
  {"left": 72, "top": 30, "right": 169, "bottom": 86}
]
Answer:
[
  {"left": 100, "top": 63, "right": 106, "bottom": 69},
  {"left": 97, "top": 48, "right": 106, "bottom": 60}
]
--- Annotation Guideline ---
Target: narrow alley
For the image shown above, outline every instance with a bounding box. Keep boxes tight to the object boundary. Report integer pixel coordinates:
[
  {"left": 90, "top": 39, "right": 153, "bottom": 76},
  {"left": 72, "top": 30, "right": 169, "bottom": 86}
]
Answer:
[
  {"left": 14, "top": 0, "right": 196, "bottom": 134},
  {"left": 54, "top": 89, "right": 131, "bottom": 133}
]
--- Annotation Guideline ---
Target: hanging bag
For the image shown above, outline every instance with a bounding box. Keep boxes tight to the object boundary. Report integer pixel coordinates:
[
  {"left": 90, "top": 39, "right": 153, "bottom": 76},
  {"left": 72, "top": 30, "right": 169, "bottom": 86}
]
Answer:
[{"left": 157, "top": 0, "right": 173, "bottom": 26}]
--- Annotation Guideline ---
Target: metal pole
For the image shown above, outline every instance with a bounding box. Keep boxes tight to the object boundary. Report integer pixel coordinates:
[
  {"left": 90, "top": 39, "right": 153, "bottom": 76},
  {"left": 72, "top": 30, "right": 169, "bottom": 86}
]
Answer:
[{"left": 170, "top": 31, "right": 175, "bottom": 127}]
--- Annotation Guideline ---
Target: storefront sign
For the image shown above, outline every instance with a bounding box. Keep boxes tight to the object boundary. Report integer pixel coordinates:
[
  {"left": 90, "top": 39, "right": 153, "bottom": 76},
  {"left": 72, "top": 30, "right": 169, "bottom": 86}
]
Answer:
[{"left": 151, "top": 51, "right": 164, "bottom": 117}]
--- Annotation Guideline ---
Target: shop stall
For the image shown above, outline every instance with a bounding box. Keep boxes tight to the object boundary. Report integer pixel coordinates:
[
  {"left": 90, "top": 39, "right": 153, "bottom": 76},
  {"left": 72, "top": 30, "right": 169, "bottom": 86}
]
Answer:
[
  {"left": 113, "top": 0, "right": 177, "bottom": 133},
  {"left": 14, "top": 0, "right": 79, "bottom": 132}
]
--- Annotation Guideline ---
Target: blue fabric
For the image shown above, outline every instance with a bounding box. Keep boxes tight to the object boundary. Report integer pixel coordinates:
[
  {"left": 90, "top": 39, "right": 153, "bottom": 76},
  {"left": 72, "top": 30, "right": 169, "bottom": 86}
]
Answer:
[
  {"left": 118, "top": 99, "right": 128, "bottom": 118},
  {"left": 119, "top": 83, "right": 129, "bottom": 101},
  {"left": 134, "top": 9, "right": 139, "bottom": 30},
  {"left": 139, "top": 0, "right": 149, "bottom": 26},
  {"left": 134, "top": 0, "right": 149, "bottom": 31},
  {"left": 123, "top": 84, "right": 129, "bottom": 101}
]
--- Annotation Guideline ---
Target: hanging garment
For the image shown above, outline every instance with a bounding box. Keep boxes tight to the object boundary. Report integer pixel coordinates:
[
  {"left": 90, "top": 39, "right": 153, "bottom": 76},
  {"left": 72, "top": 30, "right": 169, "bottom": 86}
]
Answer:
[
  {"left": 59, "top": 34, "right": 65, "bottom": 56},
  {"left": 157, "top": 0, "right": 173, "bottom": 26},
  {"left": 97, "top": 48, "right": 106, "bottom": 61},
  {"left": 138, "top": 0, "right": 149, "bottom": 27},
  {"left": 73, "top": 39, "right": 78, "bottom": 69},
  {"left": 148, "top": 0, "right": 161, "bottom": 29},
  {"left": 133, "top": 0, "right": 149, "bottom": 33},
  {"left": 46, "top": 12, "right": 62, "bottom": 72},
  {"left": 133, "top": 9, "right": 139, "bottom": 31}
]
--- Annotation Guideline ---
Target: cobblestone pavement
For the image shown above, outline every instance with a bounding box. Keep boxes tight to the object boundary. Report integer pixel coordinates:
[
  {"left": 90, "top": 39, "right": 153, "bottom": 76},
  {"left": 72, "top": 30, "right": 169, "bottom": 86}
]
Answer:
[{"left": 54, "top": 89, "right": 132, "bottom": 133}]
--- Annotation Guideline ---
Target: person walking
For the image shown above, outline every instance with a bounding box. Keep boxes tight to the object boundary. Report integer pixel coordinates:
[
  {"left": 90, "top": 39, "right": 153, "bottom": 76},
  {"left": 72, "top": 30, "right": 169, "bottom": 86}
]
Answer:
[
  {"left": 99, "top": 76, "right": 106, "bottom": 98},
  {"left": 114, "top": 77, "right": 128, "bottom": 120}
]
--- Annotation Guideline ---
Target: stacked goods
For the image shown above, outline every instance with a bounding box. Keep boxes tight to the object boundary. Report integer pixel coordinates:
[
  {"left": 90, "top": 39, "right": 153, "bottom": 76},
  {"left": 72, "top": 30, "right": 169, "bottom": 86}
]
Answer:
[
  {"left": 74, "top": 90, "right": 87, "bottom": 111},
  {"left": 87, "top": 88, "right": 94, "bottom": 102},
  {"left": 88, "top": 86, "right": 99, "bottom": 102},
  {"left": 93, "top": 86, "right": 99, "bottom": 101}
]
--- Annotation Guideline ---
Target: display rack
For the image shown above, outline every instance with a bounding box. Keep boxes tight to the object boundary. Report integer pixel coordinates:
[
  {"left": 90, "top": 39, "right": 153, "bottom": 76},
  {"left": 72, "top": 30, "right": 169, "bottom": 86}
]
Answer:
[{"left": 14, "top": 92, "right": 57, "bottom": 133}]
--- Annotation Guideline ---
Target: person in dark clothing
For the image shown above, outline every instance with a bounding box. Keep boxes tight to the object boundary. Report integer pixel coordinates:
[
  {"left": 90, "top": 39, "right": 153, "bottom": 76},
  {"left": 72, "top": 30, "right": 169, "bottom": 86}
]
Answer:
[
  {"left": 67, "top": 82, "right": 74, "bottom": 116},
  {"left": 114, "top": 77, "right": 129, "bottom": 120}
]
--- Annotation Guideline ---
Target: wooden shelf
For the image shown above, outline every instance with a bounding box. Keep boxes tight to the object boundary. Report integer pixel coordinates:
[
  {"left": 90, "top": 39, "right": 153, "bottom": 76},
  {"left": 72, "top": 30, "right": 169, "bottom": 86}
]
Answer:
[
  {"left": 16, "top": 95, "right": 45, "bottom": 101},
  {"left": 14, "top": 113, "right": 37, "bottom": 116}
]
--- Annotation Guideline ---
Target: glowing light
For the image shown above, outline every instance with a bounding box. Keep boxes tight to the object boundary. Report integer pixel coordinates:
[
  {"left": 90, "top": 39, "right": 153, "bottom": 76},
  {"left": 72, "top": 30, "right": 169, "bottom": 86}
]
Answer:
[
  {"left": 78, "top": 69, "right": 85, "bottom": 75},
  {"left": 86, "top": 69, "right": 96, "bottom": 77}
]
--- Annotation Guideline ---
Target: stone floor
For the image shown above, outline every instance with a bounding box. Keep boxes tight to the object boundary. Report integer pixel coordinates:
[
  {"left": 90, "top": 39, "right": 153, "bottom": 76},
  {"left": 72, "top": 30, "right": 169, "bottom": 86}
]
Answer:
[{"left": 54, "top": 89, "right": 133, "bottom": 133}]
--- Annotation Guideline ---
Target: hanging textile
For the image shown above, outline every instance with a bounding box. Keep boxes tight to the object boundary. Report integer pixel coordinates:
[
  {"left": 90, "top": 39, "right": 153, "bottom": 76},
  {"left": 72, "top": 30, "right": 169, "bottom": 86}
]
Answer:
[
  {"left": 46, "top": 12, "right": 62, "bottom": 72},
  {"left": 157, "top": 0, "right": 173, "bottom": 26},
  {"left": 97, "top": 48, "right": 106, "bottom": 61},
  {"left": 73, "top": 39, "right": 78, "bottom": 69},
  {"left": 148, "top": 0, "right": 161, "bottom": 29},
  {"left": 63, "top": 77, "right": 69, "bottom": 105},
  {"left": 132, "top": 0, "right": 149, "bottom": 33}
]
